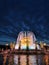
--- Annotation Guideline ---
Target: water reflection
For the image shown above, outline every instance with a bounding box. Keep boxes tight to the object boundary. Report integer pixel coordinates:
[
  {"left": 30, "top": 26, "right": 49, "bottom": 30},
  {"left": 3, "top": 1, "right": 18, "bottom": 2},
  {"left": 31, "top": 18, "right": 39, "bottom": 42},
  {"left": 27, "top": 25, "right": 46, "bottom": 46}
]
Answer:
[
  {"left": 2, "top": 54, "right": 49, "bottom": 65},
  {"left": 14, "top": 54, "right": 49, "bottom": 65},
  {"left": 14, "top": 55, "right": 18, "bottom": 65},
  {"left": 43, "top": 55, "right": 49, "bottom": 65},
  {"left": 29, "top": 55, "right": 37, "bottom": 65},
  {"left": 20, "top": 55, "right": 27, "bottom": 65}
]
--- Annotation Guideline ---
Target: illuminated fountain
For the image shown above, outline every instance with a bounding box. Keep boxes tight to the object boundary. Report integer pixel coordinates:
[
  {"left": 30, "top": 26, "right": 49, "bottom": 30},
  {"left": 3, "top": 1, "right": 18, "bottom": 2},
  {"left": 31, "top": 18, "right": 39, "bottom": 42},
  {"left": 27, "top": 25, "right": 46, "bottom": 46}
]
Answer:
[
  {"left": 15, "top": 31, "right": 40, "bottom": 50},
  {"left": 14, "top": 31, "right": 41, "bottom": 65}
]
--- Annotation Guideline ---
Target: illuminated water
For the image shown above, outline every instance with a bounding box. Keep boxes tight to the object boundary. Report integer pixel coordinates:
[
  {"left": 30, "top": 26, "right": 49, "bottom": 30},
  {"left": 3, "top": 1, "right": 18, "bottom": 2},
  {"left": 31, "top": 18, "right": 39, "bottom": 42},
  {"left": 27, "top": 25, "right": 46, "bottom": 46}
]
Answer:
[
  {"left": 14, "top": 55, "right": 45, "bottom": 65},
  {"left": 4, "top": 54, "right": 48, "bottom": 65},
  {"left": 0, "top": 54, "right": 49, "bottom": 65}
]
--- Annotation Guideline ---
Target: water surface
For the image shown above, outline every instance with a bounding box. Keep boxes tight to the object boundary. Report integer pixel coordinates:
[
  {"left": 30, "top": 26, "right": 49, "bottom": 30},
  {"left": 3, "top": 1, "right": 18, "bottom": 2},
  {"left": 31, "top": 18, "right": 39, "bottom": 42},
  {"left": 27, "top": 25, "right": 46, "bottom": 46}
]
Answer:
[{"left": 0, "top": 54, "right": 49, "bottom": 65}]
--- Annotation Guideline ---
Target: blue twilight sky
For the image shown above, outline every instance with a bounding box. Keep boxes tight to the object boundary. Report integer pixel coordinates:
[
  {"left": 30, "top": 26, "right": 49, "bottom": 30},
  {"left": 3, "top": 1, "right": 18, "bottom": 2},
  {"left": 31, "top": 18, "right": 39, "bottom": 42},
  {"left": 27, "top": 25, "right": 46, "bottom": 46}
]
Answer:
[{"left": 0, "top": 0, "right": 49, "bottom": 44}]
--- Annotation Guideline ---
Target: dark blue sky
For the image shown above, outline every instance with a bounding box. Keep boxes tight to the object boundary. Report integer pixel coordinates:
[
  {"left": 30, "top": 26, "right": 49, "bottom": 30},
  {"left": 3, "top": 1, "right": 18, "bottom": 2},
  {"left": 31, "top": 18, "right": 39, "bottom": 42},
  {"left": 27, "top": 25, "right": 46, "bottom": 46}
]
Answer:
[{"left": 0, "top": 0, "right": 49, "bottom": 44}]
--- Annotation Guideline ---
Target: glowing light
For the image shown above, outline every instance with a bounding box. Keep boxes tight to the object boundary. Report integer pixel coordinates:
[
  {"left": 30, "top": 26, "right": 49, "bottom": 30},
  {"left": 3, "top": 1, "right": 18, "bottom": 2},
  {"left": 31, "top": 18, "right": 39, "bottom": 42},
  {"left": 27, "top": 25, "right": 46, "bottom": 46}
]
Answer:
[
  {"left": 15, "top": 44, "right": 19, "bottom": 49},
  {"left": 15, "top": 31, "right": 41, "bottom": 50},
  {"left": 21, "top": 37, "right": 30, "bottom": 45},
  {"left": 6, "top": 44, "right": 8, "bottom": 46}
]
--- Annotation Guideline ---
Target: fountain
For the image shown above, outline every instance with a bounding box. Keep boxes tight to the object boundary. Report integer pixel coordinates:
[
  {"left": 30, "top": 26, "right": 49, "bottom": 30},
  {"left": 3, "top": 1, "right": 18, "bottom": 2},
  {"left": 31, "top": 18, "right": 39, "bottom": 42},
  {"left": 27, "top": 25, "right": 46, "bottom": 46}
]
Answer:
[
  {"left": 14, "top": 31, "right": 41, "bottom": 65},
  {"left": 15, "top": 31, "right": 40, "bottom": 50}
]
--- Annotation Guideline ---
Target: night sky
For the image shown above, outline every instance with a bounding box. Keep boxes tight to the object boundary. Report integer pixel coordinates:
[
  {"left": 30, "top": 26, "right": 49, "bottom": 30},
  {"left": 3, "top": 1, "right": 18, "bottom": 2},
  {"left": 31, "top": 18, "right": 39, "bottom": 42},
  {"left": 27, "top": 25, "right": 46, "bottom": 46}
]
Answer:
[{"left": 0, "top": 0, "right": 49, "bottom": 44}]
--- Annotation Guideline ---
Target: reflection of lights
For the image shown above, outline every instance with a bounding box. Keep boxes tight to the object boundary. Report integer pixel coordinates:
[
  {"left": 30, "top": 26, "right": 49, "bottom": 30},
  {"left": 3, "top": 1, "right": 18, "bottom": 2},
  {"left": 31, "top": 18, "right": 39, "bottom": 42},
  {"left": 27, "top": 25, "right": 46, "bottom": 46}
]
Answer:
[
  {"left": 29, "top": 55, "right": 37, "bottom": 65},
  {"left": 20, "top": 55, "right": 27, "bottom": 65},
  {"left": 14, "top": 55, "right": 18, "bottom": 64}
]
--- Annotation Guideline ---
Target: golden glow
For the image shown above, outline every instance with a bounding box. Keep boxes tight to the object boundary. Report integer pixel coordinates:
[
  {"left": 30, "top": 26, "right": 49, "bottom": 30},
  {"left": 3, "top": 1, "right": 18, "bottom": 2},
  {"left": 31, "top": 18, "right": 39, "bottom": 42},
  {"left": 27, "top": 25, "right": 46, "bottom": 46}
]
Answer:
[
  {"left": 15, "top": 31, "right": 38, "bottom": 50},
  {"left": 20, "top": 37, "right": 31, "bottom": 46}
]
